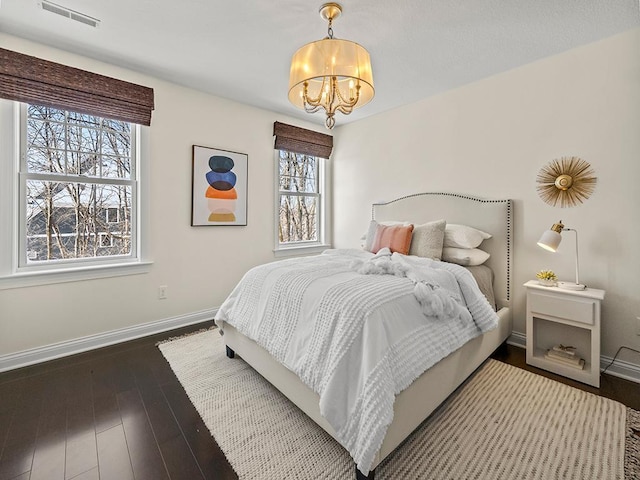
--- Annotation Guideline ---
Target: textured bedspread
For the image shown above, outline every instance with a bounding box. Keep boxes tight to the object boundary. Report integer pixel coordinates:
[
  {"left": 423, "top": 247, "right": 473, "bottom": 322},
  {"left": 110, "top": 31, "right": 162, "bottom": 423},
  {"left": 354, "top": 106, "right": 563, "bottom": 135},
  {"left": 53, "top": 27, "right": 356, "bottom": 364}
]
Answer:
[{"left": 215, "top": 249, "right": 498, "bottom": 474}]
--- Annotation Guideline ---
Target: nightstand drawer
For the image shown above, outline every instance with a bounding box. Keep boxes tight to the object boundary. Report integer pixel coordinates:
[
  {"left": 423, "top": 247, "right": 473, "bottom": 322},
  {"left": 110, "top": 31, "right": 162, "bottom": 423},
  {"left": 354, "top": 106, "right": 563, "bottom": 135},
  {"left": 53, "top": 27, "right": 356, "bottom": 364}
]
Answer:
[{"left": 528, "top": 291, "right": 594, "bottom": 325}]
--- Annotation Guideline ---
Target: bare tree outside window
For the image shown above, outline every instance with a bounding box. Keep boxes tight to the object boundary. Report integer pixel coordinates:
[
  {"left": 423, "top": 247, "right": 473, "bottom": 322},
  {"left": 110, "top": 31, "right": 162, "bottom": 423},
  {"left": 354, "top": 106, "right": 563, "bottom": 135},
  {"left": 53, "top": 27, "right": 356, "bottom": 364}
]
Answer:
[
  {"left": 23, "top": 104, "right": 135, "bottom": 263},
  {"left": 278, "top": 150, "right": 321, "bottom": 244}
]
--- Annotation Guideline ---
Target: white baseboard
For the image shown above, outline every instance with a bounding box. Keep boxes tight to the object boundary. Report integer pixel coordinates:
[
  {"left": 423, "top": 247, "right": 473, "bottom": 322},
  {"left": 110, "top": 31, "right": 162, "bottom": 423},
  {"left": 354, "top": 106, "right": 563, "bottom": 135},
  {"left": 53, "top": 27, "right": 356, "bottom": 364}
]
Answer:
[
  {"left": 599, "top": 355, "right": 640, "bottom": 384},
  {"left": 507, "top": 331, "right": 526, "bottom": 348},
  {"left": 0, "top": 308, "right": 217, "bottom": 373},
  {"left": 507, "top": 330, "right": 640, "bottom": 385}
]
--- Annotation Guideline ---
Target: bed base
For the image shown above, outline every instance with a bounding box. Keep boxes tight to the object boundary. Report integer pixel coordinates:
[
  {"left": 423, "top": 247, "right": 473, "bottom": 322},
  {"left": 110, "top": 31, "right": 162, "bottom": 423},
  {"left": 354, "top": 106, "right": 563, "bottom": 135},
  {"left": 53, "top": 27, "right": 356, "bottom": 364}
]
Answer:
[
  {"left": 219, "top": 306, "right": 510, "bottom": 478},
  {"left": 226, "top": 347, "right": 374, "bottom": 478}
]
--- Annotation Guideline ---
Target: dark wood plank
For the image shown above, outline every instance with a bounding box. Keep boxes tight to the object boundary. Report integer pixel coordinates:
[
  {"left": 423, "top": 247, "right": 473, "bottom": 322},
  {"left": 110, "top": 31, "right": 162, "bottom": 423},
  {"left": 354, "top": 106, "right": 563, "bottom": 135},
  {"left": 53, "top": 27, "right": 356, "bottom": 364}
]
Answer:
[
  {"left": 96, "top": 424, "right": 134, "bottom": 480},
  {"left": 0, "top": 410, "right": 13, "bottom": 455},
  {"left": 0, "top": 379, "right": 41, "bottom": 480},
  {"left": 158, "top": 433, "right": 205, "bottom": 480},
  {"left": 29, "top": 397, "right": 67, "bottom": 480},
  {"left": 67, "top": 467, "right": 99, "bottom": 480},
  {"left": 117, "top": 388, "right": 169, "bottom": 480},
  {"left": 0, "top": 440, "right": 35, "bottom": 480},
  {"left": 0, "top": 378, "right": 25, "bottom": 414},
  {"left": 64, "top": 384, "right": 98, "bottom": 480},
  {"left": 64, "top": 430, "right": 98, "bottom": 480},
  {"left": 138, "top": 382, "right": 183, "bottom": 445},
  {"left": 65, "top": 397, "right": 95, "bottom": 437},
  {"left": 30, "top": 435, "right": 66, "bottom": 480},
  {"left": 6, "top": 472, "right": 30, "bottom": 480},
  {"left": 92, "top": 392, "right": 121, "bottom": 434}
]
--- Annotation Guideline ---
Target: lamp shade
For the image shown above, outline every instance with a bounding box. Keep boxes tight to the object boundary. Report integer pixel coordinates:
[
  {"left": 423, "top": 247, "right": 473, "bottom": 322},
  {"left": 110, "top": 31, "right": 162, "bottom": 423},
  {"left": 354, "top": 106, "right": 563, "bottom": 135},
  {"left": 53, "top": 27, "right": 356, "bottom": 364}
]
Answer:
[
  {"left": 288, "top": 38, "right": 374, "bottom": 109},
  {"left": 536, "top": 221, "right": 585, "bottom": 290},
  {"left": 537, "top": 229, "right": 562, "bottom": 252}
]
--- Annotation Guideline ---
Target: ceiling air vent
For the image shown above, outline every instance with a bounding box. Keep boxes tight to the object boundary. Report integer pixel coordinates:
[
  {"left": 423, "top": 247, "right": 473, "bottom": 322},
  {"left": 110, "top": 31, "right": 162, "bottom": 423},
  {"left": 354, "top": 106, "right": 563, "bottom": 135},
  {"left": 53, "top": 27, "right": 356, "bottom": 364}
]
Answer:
[{"left": 40, "top": 1, "right": 100, "bottom": 28}]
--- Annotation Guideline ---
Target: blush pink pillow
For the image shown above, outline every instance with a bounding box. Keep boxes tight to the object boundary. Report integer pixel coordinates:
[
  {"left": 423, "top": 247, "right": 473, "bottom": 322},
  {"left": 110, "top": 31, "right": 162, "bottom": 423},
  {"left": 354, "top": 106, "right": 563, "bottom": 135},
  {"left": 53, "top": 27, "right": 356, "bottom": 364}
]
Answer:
[{"left": 370, "top": 224, "right": 414, "bottom": 255}]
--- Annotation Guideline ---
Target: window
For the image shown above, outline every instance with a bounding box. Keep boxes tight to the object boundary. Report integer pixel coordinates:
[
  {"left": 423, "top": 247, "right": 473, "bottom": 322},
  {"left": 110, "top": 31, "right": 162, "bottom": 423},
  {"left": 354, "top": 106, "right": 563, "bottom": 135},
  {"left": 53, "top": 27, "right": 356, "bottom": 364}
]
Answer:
[
  {"left": 277, "top": 150, "right": 324, "bottom": 245},
  {"left": 0, "top": 49, "right": 154, "bottom": 288},
  {"left": 106, "top": 207, "right": 119, "bottom": 223},
  {"left": 99, "top": 232, "right": 114, "bottom": 247},
  {"left": 0, "top": 100, "right": 151, "bottom": 289},
  {"left": 21, "top": 104, "right": 136, "bottom": 266},
  {"left": 272, "top": 122, "right": 333, "bottom": 255}
]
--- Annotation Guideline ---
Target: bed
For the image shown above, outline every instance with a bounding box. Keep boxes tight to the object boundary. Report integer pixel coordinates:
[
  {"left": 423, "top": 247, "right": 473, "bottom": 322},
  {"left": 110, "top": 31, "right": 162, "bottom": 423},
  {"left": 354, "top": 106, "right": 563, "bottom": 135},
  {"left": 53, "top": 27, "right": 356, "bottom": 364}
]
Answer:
[{"left": 215, "top": 192, "right": 513, "bottom": 479}]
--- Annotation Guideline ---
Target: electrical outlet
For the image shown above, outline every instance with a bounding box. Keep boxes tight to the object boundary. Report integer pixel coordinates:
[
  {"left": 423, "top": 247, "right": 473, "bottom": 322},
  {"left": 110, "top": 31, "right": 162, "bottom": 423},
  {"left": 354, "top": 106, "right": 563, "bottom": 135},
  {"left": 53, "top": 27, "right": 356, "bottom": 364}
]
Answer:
[{"left": 158, "top": 285, "right": 168, "bottom": 300}]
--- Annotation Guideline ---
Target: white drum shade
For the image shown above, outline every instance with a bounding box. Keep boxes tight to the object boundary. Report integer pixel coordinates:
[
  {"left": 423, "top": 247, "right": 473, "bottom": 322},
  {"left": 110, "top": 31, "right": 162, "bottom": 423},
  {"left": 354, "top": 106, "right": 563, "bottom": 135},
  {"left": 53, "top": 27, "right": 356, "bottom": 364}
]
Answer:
[{"left": 288, "top": 38, "right": 374, "bottom": 109}]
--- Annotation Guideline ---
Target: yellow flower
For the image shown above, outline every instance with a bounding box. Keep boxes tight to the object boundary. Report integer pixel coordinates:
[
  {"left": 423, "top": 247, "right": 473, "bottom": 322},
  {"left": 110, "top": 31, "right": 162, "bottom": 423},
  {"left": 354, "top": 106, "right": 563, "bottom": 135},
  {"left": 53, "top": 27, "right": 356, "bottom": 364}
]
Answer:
[{"left": 536, "top": 270, "right": 557, "bottom": 281}]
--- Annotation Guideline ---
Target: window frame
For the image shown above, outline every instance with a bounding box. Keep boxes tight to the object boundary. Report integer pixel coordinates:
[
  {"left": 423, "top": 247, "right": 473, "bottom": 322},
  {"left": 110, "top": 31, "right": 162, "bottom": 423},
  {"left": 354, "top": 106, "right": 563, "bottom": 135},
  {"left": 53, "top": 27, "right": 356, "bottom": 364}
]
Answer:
[
  {"left": 0, "top": 100, "right": 151, "bottom": 290},
  {"left": 274, "top": 149, "right": 331, "bottom": 257}
]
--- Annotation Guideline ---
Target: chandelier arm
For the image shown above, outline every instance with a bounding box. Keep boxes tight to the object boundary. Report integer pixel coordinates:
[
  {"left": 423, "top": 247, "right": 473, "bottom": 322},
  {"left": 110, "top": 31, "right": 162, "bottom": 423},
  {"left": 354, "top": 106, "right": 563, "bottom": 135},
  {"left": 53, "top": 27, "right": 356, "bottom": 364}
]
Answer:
[
  {"left": 304, "top": 77, "right": 340, "bottom": 117},
  {"left": 325, "top": 76, "right": 340, "bottom": 115},
  {"left": 335, "top": 104, "right": 354, "bottom": 115},
  {"left": 304, "top": 104, "right": 324, "bottom": 114},
  {"left": 335, "top": 82, "right": 360, "bottom": 108},
  {"left": 302, "top": 79, "right": 330, "bottom": 108}
]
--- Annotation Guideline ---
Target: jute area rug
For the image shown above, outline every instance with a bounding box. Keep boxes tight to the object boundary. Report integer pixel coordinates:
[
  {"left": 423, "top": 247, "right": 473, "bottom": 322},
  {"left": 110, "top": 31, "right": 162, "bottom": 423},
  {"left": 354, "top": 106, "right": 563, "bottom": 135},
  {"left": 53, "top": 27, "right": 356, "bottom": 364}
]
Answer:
[{"left": 159, "top": 329, "right": 640, "bottom": 480}]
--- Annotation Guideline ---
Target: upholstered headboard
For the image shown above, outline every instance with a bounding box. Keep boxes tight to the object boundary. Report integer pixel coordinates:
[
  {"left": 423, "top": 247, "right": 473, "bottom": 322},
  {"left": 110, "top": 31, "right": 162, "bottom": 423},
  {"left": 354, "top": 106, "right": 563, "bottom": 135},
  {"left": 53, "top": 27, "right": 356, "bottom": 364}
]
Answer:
[{"left": 372, "top": 192, "right": 513, "bottom": 310}]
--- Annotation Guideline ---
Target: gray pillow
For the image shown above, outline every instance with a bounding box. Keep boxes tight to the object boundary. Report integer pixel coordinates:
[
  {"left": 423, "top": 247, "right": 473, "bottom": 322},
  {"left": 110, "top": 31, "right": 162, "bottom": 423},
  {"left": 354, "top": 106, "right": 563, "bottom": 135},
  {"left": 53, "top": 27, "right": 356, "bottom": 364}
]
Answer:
[
  {"left": 409, "top": 219, "right": 446, "bottom": 260},
  {"left": 465, "top": 265, "right": 496, "bottom": 310},
  {"left": 442, "top": 247, "right": 490, "bottom": 266}
]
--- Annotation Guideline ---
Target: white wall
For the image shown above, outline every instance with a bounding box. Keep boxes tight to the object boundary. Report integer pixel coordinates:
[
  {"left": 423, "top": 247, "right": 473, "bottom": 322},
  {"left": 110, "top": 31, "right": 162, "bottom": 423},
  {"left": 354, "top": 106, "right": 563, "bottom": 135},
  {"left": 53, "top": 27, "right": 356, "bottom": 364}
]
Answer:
[
  {"left": 2, "top": 28, "right": 639, "bottom": 373},
  {"left": 0, "top": 33, "right": 324, "bottom": 359},
  {"left": 332, "top": 28, "right": 640, "bottom": 366}
]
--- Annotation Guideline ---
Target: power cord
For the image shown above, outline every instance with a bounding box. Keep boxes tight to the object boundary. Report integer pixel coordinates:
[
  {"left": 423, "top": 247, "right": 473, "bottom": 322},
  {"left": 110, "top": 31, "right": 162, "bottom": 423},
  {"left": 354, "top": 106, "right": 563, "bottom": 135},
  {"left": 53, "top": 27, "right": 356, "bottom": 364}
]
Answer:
[{"left": 601, "top": 346, "right": 640, "bottom": 375}]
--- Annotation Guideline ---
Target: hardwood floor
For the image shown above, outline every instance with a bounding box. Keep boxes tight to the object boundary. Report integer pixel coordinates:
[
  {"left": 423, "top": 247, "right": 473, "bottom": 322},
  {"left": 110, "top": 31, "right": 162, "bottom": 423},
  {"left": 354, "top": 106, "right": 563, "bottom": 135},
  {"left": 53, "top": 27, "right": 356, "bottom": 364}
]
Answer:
[{"left": 1, "top": 322, "right": 639, "bottom": 480}]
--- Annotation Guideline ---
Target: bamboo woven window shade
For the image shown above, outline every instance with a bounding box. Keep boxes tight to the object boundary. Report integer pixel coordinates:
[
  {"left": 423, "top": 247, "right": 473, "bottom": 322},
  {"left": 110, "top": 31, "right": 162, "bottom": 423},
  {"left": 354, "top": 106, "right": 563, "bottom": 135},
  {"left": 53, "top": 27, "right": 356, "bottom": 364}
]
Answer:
[
  {"left": 273, "top": 121, "right": 333, "bottom": 158},
  {"left": 0, "top": 48, "right": 154, "bottom": 126}
]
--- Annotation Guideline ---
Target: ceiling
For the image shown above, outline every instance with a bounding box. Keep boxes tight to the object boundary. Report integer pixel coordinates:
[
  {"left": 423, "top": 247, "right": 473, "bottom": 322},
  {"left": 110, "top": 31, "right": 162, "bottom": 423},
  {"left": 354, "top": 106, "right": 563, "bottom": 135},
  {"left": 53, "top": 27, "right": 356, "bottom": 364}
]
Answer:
[{"left": 1, "top": 1, "right": 638, "bottom": 129}]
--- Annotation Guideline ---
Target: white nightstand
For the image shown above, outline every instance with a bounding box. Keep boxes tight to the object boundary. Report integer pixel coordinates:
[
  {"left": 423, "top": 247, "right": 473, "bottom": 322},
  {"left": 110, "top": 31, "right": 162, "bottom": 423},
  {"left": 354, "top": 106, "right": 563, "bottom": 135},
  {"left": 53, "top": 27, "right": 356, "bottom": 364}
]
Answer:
[{"left": 524, "top": 280, "right": 605, "bottom": 387}]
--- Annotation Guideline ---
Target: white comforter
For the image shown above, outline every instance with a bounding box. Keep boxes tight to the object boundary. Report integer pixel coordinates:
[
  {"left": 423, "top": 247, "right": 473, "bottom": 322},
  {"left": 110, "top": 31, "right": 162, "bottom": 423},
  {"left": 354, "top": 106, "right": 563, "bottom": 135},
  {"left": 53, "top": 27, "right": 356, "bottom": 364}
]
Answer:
[{"left": 215, "top": 248, "right": 498, "bottom": 474}]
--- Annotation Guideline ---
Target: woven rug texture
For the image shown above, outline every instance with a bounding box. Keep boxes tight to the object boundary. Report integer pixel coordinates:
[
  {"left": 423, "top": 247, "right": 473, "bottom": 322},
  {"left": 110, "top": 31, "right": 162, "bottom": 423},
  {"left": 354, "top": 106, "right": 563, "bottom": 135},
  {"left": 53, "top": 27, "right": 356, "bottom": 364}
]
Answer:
[{"left": 159, "top": 329, "right": 633, "bottom": 480}]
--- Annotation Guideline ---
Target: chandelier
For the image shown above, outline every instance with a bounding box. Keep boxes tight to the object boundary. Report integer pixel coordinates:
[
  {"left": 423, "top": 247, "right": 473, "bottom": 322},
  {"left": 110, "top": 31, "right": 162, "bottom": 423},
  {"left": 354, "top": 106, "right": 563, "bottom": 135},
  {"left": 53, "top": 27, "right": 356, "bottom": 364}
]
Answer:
[{"left": 288, "top": 3, "right": 374, "bottom": 129}]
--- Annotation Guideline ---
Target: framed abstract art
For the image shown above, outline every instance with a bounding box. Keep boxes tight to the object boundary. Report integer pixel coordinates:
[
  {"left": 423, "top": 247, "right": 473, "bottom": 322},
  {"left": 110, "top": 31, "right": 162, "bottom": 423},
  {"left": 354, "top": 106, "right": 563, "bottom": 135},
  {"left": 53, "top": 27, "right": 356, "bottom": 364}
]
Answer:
[{"left": 191, "top": 145, "right": 248, "bottom": 226}]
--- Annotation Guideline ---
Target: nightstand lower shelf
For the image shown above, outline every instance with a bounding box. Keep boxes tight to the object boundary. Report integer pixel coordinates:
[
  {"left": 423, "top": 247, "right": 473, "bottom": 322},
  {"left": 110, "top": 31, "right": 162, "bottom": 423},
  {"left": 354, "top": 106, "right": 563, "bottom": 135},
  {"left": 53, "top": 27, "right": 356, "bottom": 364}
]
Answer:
[{"left": 528, "top": 348, "right": 594, "bottom": 385}]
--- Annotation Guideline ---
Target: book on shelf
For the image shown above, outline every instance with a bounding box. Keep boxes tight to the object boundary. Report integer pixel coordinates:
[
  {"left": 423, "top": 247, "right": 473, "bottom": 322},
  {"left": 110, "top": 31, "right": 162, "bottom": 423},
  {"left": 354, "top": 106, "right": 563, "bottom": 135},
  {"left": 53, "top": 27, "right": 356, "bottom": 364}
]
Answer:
[
  {"left": 547, "top": 348, "right": 579, "bottom": 362},
  {"left": 544, "top": 350, "right": 585, "bottom": 370},
  {"left": 552, "top": 344, "right": 577, "bottom": 356}
]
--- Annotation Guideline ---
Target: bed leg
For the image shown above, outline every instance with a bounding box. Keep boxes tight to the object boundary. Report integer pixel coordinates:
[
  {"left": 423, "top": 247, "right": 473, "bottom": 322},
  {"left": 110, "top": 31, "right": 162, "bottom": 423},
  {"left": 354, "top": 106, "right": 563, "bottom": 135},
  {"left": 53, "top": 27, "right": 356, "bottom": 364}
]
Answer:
[
  {"left": 355, "top": 465, "right": 375, "bottom": 480},
  {"left": 225, "top": 345, "right": 235, "bottom": 358}
]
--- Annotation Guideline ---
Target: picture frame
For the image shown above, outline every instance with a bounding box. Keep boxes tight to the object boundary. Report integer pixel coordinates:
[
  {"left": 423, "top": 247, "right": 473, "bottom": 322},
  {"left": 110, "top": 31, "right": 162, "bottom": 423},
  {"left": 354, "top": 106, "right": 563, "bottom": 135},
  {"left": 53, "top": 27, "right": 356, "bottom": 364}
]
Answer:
[{"left": 191, "top": 145, "right": 248, "bottom": 226}]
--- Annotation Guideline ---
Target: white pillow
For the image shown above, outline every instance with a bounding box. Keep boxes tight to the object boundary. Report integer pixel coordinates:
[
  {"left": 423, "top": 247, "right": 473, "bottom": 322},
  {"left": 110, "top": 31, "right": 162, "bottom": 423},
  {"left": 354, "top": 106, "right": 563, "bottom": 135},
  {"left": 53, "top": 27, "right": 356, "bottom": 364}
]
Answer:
[
  {"left": 408, "top": 219, "right": 446, "bottom": 260},
  {"left": 444, "top": 224, "right": 492, "bottom": 249},
  {"left": 442, "top": 247, "right": 490, "bottom": 266}
]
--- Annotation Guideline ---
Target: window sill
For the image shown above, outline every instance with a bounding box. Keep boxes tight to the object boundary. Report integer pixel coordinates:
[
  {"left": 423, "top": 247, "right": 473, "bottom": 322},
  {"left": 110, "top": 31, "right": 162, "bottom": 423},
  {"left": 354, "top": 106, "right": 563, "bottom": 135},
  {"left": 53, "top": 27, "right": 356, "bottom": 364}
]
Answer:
[
  {"left": 0, "top": 261, "right": 153, "bottom": 290},
  {"left": 273, "top": 243, "right": 331, "bottom": 258}
]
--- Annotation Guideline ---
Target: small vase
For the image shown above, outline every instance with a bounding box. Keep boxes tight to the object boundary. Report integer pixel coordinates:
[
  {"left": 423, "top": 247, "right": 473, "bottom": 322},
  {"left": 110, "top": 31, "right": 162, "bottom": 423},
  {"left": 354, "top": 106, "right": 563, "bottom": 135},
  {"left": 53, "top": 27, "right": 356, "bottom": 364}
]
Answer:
[{"left": 537, "top": 279, "right": 556, "bottom": 287}]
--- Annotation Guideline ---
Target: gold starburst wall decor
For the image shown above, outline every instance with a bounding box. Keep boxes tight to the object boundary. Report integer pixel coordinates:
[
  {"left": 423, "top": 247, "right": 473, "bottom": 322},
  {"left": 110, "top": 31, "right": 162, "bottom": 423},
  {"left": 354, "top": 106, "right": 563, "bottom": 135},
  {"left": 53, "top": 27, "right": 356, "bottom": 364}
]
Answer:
[{"left": 536, "top": 156, "right": 597, "bottom": 208}]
